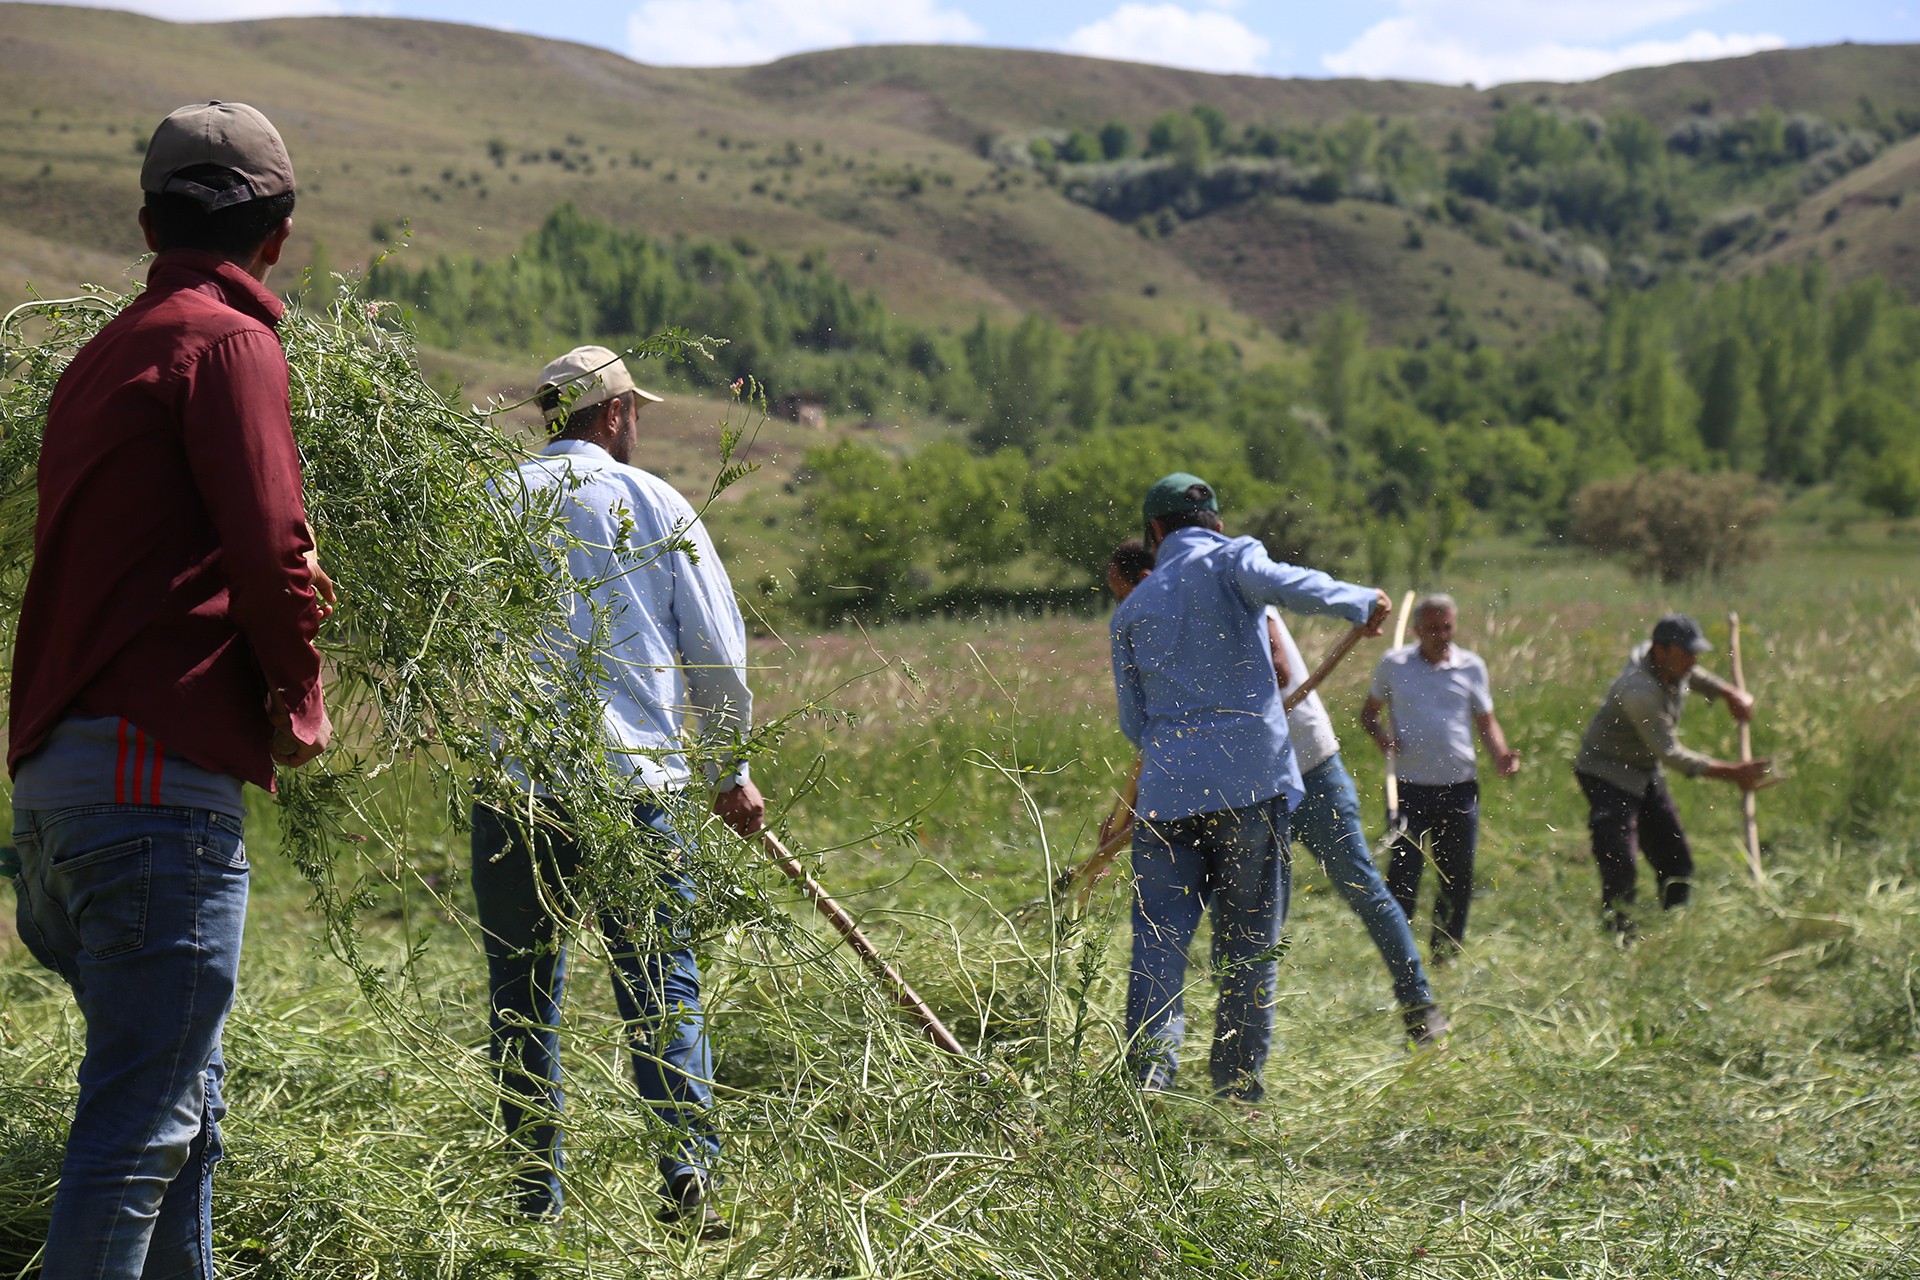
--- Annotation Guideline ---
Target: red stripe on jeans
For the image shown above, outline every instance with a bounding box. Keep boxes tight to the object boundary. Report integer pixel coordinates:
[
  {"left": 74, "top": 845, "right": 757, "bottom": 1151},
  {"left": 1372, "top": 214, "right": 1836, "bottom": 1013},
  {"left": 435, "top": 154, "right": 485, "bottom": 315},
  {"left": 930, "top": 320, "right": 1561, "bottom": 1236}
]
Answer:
[
  {"left": 114, "top": 718, "right": 129, "bottom": 804},
  {"left": 149, "top": 737, "right": 164, "bottom": 806},
  {"left": 130, "top": 729, "right": 145, "bottom": 806}
]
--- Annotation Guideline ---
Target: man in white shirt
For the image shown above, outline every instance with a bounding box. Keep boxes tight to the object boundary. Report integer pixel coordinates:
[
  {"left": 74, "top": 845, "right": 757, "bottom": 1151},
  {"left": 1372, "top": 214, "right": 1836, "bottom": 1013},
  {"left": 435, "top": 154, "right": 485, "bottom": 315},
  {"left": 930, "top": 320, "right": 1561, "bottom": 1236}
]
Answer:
[
  {"left": 473, "top": 345, "right": 765, "bottom": 1237},
  {"left": 1362, "top": 594, "right": 1519, "bottom": 959},
  {"left": 1266, "top": 608, "right": 1448, "bottom": 1047}
]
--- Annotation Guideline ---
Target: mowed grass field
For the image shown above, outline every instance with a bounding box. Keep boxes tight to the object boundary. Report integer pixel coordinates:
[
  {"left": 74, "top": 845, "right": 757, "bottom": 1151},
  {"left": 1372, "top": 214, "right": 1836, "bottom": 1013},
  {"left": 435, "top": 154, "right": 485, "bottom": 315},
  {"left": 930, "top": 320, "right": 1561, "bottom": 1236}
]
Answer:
[{"left": 1, "top": 530, "right": 1918, "bottom": 1276}]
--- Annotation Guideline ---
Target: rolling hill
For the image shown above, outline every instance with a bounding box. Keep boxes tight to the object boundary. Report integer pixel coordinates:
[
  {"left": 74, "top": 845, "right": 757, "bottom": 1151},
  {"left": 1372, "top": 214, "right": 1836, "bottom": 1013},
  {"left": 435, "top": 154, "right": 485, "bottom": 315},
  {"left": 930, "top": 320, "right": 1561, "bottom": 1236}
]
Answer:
[{"left": 5, "top": 4, "right": 1920, "bottom": 362}]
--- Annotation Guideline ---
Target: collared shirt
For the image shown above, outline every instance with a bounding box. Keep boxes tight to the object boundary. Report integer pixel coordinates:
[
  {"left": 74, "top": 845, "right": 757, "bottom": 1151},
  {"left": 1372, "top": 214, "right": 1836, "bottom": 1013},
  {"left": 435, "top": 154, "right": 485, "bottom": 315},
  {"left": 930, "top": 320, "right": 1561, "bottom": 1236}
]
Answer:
[
  {"left": 1576, "top": 642, "right": 1727, "bottom": 794},
  {"left": 8, "top": 251, "right": 327, "bottom": 791},
  {"left": 1111, "top": 527, "right": 1376, "bottom": 821},
  {"left": 1368, "top": 644, "right": 1494, "bottom": 786},
  {"left": 503, "top": 439, "right": 752, "bottom": 793},
  {"left": 1269, "top": 608, "right": 1340, "bottom": 775}
]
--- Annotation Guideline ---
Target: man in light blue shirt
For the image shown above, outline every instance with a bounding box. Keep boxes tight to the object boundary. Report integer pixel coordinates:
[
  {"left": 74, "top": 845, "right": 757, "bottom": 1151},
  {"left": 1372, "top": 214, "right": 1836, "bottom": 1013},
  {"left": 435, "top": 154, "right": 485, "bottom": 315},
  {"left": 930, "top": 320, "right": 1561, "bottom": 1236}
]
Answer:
[
  {"left": 1111, "top": 473, "right": 1387, "bottom": 1100},
  {"left": 473, "top": 345, "right": 764, "bottom": 1236}
]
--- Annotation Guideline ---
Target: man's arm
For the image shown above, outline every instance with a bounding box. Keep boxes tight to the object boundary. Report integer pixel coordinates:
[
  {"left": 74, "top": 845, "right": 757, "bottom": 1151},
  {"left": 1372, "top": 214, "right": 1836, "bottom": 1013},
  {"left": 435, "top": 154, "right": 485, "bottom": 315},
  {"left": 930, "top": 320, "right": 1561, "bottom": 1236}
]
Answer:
[
  {"left": 1689, "top": 665, "right": 1755, "bottom": 722},
  {"left": 1623, "top": 682, "right": 1769, "bottom": 789},
  {"left": 1229, "top": 540, "right": 1386, "bottom": 630},
  {"left": 1475, "top": 712, "right": 1522, "bottom": 777},
  {"left": 1467, "top": 657, "right": 1518, "bottom": 775},
  {"left": 1360, "top": 694, "right": 1396, "bottom": 755},
  {"left": 667, "top": 511, "right": 764, "bottom": 835},
  {"left": 180, "top": 329, "right": 330, "bottom": 765}
]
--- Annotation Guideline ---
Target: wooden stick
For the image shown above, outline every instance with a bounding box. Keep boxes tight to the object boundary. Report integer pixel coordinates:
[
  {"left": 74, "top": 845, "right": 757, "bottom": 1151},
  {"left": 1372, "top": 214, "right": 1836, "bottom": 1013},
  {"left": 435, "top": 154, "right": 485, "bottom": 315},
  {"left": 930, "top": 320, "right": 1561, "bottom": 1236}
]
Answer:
[
  {"left": 762, "top": 831, "right": 967, "bottom": 1056},
  {"left": 1384, "top": 589, "right": 1416, "bottom": 831},
  {"left": 1728, "top": 612, "right": 1763, "bottom": 884},
  {"left": 1052, "top": 757, "right": 1139, "bottom": 908},
  {"left": 1284, "top": 623, "right": 1370, "bottom": 714}
]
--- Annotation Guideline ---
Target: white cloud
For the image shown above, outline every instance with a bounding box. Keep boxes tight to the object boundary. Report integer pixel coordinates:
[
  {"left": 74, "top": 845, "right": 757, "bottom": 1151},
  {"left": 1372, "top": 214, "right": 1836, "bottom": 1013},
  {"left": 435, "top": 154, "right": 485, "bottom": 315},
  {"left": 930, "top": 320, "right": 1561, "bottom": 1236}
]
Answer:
[
  {"left": 1062, "top": 4, "right": 1269, "bottom": 74},
  {"left": 1381, "top": 0, "right": 1724, "bottom": 48},
  {"left": 630, "top": 0, "right": 982, "bottom": 67},
  {"left": 33, "top": 0, "right": 349, "bottom": 15},
  {"left": 1324, "top": 1, "right": 1786, "bottom": 87}
]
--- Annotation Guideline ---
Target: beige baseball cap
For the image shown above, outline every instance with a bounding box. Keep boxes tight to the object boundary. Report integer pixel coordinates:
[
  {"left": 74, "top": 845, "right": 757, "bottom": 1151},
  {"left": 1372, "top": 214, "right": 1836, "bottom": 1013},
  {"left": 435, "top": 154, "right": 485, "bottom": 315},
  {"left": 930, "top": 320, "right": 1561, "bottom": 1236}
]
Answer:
[
  {"left": 141, "top": 101, "right": 294, "bottom": 211},
  {"left": 536, "top": 345, "right": 663, "bottom": 424}
]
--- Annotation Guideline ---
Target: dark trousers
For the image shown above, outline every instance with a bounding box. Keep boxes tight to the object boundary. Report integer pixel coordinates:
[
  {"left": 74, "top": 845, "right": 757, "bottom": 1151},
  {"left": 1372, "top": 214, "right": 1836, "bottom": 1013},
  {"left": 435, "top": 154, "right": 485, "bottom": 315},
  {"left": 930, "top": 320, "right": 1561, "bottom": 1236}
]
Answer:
[
  {"left": 471, "top": 799, "right": 716, "bottom": 1216},
  {"left": 1386, "top": 780, "right": 1480, "bottom": 957},
  {"left": 1577, "top": 771, "right": 1693, "bottom": 911}
]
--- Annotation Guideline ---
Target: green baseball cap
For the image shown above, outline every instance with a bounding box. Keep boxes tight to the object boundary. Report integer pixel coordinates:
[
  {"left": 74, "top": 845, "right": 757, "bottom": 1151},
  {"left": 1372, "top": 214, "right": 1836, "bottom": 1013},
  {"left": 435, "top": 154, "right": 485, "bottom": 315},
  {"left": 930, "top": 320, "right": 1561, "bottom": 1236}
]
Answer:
[{"left": 1143, "top": 472, "right": 1218, "bottom": 541}]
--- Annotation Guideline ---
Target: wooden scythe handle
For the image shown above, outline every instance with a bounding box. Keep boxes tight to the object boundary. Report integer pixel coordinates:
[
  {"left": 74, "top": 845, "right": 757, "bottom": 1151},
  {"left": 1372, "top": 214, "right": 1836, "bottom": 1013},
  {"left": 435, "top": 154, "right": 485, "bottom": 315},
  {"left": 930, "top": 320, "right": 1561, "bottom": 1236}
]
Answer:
[
  {"left": 1384, "top": 589, "right": 1416, "bottom": 825},
  {"left": 1729, "top": 612, "right": 1763, "bottom": 884},
  {"left": 762, "top": 831, "right": 967, "bottom": 1056},
  {"left": 1284, "top": 623, "right": 1369, "bottom": 713}
]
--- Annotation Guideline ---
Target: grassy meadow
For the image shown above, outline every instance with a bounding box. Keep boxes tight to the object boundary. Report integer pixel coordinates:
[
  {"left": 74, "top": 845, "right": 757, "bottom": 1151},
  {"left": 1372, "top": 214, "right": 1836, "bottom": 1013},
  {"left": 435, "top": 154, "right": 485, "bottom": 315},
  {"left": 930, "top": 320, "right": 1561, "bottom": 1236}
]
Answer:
[{"left": 1, "top": 526, "right": 1917, "bottom": 1277}]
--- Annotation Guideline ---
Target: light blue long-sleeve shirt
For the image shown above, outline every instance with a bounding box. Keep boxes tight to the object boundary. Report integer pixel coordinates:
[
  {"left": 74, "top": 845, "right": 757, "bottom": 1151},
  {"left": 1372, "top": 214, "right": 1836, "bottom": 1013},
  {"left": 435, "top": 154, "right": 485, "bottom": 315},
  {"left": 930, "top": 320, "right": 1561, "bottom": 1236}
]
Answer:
[
  {"left": 1110, "top": 527, "right": 1376, "bottom": 821},
  {"left": 504, "top": 439, "right": 752, "bottom": 793}
]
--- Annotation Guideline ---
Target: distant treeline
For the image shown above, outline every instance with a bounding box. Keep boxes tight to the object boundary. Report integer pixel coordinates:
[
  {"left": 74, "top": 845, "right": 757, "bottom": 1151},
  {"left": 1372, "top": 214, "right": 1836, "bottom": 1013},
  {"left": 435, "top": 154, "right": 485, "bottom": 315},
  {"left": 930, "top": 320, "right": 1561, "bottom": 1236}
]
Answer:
[
  {"left": 369, "top": 205, "right": 1920, "bottom": 619},
  {"left": 1034, "top": 99, "right": 1913, "bottom": 279}
]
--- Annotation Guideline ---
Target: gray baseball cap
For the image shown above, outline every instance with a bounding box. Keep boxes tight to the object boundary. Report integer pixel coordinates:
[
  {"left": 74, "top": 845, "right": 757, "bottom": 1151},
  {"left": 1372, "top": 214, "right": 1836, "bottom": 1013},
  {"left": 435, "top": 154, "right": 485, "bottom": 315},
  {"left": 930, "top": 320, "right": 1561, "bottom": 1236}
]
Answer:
[
  {"left": 141, "top": 101, "right": 294, "bottom": 210},
  {"left": 1651, "top": 613, "right": 1713, "bottom": 654},
  {"left": 536, "top": 345, "right": 663, "bottom": 424}
]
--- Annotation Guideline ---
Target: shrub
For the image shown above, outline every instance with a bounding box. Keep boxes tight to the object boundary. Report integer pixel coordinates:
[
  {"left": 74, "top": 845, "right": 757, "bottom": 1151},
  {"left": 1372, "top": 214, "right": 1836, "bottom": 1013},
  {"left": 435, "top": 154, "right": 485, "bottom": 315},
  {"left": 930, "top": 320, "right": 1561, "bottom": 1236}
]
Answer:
[
  {"left": 1857, "top": 447, "right": 1920, "bottom": 517},
  {"left": 1568, "top": 469, "right": 1778, "bottom": 582}
]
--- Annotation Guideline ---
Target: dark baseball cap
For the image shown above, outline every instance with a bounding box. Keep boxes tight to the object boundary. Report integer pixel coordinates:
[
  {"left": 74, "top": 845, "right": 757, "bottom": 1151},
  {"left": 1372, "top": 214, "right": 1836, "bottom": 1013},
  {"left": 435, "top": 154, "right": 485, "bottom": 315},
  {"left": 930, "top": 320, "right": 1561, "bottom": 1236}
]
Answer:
[
  {"left": 1142, "top": 472, "right": 1218, "bottom": 541},
  {"left": 1651, "top": 613, "right": 1713, "bottom": 654},
  {"left": 141, "top": 101, "right": 294, "bottom": 211}
]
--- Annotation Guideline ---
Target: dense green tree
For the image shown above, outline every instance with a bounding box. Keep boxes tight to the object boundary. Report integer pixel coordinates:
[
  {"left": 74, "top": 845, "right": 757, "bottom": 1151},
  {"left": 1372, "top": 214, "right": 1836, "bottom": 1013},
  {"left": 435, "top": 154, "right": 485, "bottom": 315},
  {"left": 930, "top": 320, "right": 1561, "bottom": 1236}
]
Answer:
[
  {"left": 795, "top": 439, "right": 921, "bottom": 617},
  {"left": 975, "top": 314, "right": 1063, "bottom": 452},
  {"left": 1060, "top": 128, "right": 1102, "bottom": 164},
  {"left": 1191, "top": 104, "right": 1231, "bottom": 152},
  {"left": 1067, "top": 332, "right": 1116, "bottom": 434},
  {"left": 1311, "top": 300, "right": 1370, "bottom": 437},
  {"left": 1145, "top": 110, "right": 1210, "bottom": 170},
  {"left": 1605, "top": 112, "right": 1665, "bottom": 180},
  {"left": 1693, "top": 335, "right": 1762, "bottom": 466},
  {"left": 904, "top": 441, "right": 1028, "bottom": 583}
]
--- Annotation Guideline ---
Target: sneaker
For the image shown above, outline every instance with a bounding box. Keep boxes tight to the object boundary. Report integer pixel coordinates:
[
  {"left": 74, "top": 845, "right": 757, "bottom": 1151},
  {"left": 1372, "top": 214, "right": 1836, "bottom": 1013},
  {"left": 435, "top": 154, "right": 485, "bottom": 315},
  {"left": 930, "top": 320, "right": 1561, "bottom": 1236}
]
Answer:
[
  {"left": 658, "top": 1172, "right": 731, "bottom": 1241},
  {"left": 1403, "top": 1004, "right": 1451, "bottom": 1050}
]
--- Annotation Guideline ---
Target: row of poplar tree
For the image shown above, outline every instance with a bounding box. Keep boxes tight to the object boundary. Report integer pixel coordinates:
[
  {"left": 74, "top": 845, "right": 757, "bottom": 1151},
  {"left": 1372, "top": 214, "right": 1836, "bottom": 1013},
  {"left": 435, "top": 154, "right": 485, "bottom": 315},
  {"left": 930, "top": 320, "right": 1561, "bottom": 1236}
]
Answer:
[{"left": 369, "top": 206, "right": 1920, "bottom": 617}]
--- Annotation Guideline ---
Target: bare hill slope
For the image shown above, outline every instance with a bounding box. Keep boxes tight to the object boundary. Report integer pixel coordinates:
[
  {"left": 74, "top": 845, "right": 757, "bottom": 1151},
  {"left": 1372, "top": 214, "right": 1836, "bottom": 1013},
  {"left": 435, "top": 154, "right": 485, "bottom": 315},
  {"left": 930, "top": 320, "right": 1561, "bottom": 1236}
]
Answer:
[{"left": 3, "top": 5, "right": 1918, "bottom": 349}]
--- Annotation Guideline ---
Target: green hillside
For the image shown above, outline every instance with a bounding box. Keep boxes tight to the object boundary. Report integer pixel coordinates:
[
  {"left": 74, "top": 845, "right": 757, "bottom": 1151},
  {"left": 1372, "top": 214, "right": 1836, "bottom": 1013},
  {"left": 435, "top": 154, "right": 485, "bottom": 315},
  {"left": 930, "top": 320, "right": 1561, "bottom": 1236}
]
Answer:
[{"left": 6, "top": 5, "right": 1920, "bottom": 352}]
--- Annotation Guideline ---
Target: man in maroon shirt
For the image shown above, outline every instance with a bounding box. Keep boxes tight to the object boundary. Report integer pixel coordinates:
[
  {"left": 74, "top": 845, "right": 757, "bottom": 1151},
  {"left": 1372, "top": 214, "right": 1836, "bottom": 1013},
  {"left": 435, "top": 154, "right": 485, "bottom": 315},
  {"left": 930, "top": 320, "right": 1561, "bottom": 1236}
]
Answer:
[{"left": 6, "top": 101, "right": 331, "bottom": 1279}]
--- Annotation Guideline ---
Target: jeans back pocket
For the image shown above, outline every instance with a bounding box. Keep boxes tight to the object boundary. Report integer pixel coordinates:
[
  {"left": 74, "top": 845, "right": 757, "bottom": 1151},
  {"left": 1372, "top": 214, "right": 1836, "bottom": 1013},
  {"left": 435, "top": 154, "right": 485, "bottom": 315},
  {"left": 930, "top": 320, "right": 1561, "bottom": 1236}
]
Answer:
[{"left": 50, "top": 837, "right": 152, "bottom": 960}]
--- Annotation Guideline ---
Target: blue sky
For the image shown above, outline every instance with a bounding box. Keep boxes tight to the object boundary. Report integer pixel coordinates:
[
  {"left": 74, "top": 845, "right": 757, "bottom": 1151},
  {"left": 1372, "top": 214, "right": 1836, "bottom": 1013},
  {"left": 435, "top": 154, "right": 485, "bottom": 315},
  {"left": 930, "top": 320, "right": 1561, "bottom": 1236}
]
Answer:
[{"left": 32, "top": 0, "right": 1920, "bottom": 85}]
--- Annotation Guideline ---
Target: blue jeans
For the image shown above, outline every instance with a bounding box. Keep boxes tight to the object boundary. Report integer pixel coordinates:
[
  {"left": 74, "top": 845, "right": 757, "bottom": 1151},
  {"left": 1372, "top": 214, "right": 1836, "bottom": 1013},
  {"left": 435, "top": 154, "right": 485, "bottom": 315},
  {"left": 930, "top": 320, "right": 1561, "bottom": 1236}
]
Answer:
[
  {"left": 11, "top": 805, "right": 249, "bottom": 1280},
  {"left": 471, "top": 799, "right": 716, "bottom": 1215},
  {"left": 1125, "top": 797, "right": 1289, "bottom": 1101},
  {"left": 1291, "top": 757, "right": 1436, "bottom": 1011}
]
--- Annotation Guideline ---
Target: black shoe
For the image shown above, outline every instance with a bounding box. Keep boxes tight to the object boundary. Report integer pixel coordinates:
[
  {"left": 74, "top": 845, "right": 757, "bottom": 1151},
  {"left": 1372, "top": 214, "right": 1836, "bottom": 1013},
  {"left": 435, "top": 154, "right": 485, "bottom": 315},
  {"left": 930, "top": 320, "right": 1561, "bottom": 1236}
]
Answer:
[
  {"left": 1403, "top": 1004, "right": 1451, "bottom": 1050},
  {"left": 658, "top": 1172, "right": 731, "bottom": 1241},
  {"left": 1603, "top": 909, "right": 1639, "bottom": 944}
]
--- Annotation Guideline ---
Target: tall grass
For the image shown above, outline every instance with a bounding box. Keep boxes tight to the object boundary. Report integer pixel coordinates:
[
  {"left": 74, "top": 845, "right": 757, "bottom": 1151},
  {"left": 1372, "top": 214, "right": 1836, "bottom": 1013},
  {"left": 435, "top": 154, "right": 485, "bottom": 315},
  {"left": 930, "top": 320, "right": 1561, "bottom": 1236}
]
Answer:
[{"left": 2, "top": 286, "right": 1918, "bottom": 1275}]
